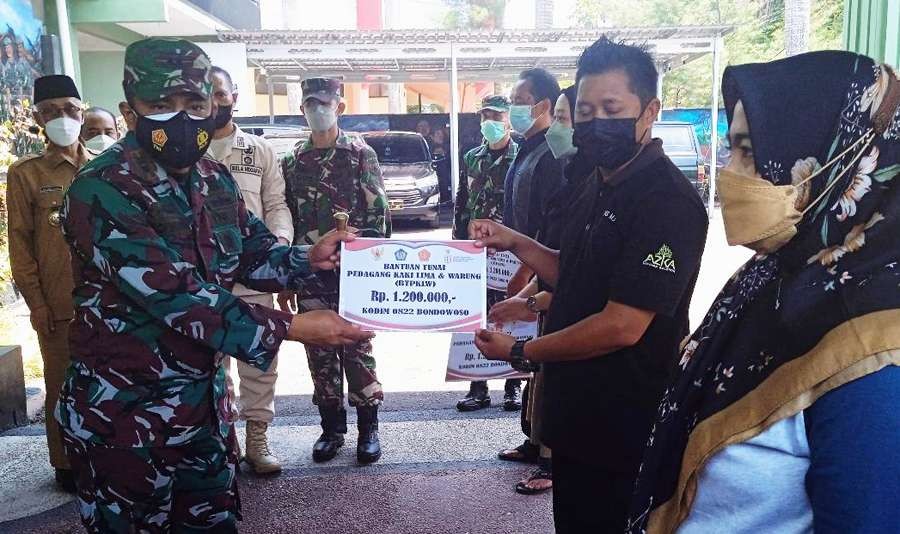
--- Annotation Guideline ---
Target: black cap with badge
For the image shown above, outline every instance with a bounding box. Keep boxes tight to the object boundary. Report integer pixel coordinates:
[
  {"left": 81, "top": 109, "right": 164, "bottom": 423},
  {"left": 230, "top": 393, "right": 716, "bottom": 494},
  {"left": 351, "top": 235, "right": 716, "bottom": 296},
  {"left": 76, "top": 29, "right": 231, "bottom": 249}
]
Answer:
[
  {"left": 33, "top": 74, "right": 81, "bottom": 104},
  {"left": 301, "top": 78, "right": 342, "bottom": 104}
]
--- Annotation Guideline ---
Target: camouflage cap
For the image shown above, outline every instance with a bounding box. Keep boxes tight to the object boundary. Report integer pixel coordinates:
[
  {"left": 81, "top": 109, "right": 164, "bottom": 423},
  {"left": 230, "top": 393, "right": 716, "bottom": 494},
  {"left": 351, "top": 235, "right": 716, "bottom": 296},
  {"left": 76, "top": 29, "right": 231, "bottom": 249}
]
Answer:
[
  {"left": 302, "top": 78, "right": 342, "bottom": 104},
  {"left": 479, "top": 95, "right": 511, "bottom": 113},
  {"left": 123, "top": 38, "right": 213, "bottom": 102}
]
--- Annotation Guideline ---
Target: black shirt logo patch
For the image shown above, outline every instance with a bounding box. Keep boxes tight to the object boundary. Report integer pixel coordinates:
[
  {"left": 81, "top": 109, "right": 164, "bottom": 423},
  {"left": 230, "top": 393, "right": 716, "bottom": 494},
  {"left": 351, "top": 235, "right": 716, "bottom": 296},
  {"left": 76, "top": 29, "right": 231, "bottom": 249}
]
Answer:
[{"left": 643, "top": 244, "right": 676, "bottom": 274}]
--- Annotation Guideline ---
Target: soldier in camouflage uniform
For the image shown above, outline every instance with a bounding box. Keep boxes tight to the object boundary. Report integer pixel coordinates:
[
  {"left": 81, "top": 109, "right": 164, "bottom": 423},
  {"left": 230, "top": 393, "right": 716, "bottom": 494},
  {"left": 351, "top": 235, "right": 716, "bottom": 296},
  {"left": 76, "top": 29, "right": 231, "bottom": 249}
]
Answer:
[
  {"left": 452, "top": 95, "right": 524, "bottom": 413},
  {"left": 57, "top": 39, "right": 369, "bottom": 533},
  {"left": 280, "top": 78, "right": 390, "bottom": 465}
]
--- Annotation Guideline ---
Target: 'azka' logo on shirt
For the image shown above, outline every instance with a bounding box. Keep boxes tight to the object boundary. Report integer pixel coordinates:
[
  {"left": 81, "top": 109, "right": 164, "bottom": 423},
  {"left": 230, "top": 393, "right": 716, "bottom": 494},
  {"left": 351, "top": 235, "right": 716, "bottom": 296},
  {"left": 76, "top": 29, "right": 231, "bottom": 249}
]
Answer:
[{"left": 643, "top": 244, "right": 676, "bottom": 274}]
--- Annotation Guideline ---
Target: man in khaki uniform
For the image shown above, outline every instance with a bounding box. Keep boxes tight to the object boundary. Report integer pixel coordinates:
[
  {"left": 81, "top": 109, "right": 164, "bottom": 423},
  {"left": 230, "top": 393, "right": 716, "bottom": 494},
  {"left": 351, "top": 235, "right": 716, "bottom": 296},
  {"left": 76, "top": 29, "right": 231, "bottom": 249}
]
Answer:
[
  {"left": 207, "top": 66, "right": 294, "bottom": 474},
  {"left": 6, "top": 75, "right": 93, "bottom": 493}
]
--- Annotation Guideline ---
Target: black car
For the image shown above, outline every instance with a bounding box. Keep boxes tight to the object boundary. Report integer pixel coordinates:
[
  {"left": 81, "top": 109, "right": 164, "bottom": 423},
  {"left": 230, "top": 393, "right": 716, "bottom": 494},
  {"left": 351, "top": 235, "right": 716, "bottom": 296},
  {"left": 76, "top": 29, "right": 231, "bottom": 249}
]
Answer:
[
  {"left": 655, "top": 121, "right": 709, "bottom": 201},
  {"left": 361, "top": 131, "right": 441, "bottom": 228}
]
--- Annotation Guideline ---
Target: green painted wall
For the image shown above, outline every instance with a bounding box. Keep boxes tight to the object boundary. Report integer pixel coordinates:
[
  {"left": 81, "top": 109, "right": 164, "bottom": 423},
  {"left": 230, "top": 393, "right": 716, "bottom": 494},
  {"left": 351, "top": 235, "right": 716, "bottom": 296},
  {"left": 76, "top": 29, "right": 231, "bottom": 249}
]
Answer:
[
  {"left": 844, "top": 0, "right": 900, "bottom": 67},
  {"left": 68, "top": 0, "right": 166, "bottom": 24},
  {"left": 80, "top": 51, "right": 126, "bottom": 112}
]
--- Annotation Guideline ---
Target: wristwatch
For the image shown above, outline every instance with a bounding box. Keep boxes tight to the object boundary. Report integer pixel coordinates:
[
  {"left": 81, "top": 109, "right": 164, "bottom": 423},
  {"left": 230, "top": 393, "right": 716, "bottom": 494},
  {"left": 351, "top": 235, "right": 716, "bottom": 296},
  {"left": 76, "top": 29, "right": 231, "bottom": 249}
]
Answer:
[
  {"left": 525, "top": 295, "right": 539, "bottom": 313},
  {"left": 509, "top": 340, "right": 539, "bottom": 373}
]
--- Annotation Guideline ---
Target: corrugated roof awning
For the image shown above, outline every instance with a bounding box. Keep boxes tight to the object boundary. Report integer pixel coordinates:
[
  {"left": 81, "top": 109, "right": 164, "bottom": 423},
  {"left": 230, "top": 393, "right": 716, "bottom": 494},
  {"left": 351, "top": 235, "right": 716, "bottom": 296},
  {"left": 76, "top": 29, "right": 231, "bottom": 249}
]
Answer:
[{"left": 218, "top": 26, "right": 733, "bottom": 83}]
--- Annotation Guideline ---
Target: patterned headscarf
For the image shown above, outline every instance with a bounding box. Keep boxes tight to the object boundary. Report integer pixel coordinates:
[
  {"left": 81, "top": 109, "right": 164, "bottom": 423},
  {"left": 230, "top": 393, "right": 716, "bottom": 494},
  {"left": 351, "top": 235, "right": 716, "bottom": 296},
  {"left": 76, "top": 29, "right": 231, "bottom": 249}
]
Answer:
[{"left": 627, "top": 51, "right": 900, "bottom": 534}]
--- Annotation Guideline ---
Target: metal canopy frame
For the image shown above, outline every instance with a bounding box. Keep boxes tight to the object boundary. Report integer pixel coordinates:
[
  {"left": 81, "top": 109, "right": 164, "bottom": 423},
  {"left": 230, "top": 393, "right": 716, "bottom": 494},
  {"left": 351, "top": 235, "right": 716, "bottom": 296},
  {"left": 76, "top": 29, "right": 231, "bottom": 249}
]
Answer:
[{"left": 219, "top": 26, "right": 732, "bottom": 216}]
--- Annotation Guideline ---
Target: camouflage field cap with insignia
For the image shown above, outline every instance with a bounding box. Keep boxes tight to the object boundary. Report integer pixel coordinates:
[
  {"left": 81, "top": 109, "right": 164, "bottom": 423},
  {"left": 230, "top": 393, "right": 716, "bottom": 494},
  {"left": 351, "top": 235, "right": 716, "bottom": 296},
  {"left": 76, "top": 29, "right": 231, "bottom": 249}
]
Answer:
[
  {"left": 301, "top": 78, "right": 342, "bottom": 105},
  {"left": 479, "top": 95, "right": 511, "bottom": 113},
  {"left": 123, "top": 38, "right": 213, "bottom": 102}
]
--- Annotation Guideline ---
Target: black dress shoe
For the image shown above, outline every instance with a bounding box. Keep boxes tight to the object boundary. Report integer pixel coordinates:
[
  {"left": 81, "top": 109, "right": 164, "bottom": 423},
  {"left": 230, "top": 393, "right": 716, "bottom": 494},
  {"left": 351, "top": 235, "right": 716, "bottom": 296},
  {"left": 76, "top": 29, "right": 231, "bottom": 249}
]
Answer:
[
  {"left": 503, "top": 382, "right": 522, "bottom": 411},
  {"left": 356, "top": 405, "right": 382, "bottom": 464},
  {"left": 312, "top": 432, "right": 345, "bottom": 463},
  {"left": 457, "top": 381, "right": 490, "bottom": 412},
  {"left": 55, "top": 468, "right": 76, "bottom": 494}
]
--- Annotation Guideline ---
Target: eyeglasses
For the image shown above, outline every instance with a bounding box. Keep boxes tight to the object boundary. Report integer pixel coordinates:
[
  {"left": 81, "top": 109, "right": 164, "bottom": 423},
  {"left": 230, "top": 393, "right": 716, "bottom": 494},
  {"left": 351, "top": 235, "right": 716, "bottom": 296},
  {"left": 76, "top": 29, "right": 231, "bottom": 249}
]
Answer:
[{"left": 36, "top": 103, "right": 83, "bottom": 121}]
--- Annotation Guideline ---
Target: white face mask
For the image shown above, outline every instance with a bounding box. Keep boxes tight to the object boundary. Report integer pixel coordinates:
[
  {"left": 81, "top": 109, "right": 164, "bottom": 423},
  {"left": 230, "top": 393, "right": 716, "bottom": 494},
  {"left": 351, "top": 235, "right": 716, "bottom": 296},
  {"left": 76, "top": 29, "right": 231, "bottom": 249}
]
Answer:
[
  {"left": 44, "top": 117, "right": 82, "bottom": 147},
  {"left": 305, "top": 104, "right": 338, "bottom": 132},
  {"left": 85, "top": 134, "right": 117, "bottom": 152}
]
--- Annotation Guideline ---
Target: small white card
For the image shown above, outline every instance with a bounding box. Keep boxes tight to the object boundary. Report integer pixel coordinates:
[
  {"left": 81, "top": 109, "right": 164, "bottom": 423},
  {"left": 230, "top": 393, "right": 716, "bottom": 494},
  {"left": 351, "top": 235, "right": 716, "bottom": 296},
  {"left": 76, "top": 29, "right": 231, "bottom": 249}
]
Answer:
[
  {"left": 445, "top": 320, "right": 538, "bottom": 381},
  {"left": 486, "top": 250, "right": 521, "bottom": 292}
]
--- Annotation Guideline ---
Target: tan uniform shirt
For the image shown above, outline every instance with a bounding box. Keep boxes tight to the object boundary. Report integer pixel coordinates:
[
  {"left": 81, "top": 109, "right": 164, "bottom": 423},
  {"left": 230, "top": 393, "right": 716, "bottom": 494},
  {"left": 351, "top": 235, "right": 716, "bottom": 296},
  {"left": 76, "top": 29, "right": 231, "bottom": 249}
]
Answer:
[
  {"left": 6, "top": 144, "right": 93, "bottom": 320},
  {"left": 207, "top": 125, "right": 293, "bottom": 297}
]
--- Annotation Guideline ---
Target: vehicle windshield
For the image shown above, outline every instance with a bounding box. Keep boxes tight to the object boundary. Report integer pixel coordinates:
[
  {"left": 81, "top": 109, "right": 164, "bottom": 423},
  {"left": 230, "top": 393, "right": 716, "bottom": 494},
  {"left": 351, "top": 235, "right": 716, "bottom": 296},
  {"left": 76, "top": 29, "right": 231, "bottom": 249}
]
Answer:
[
  {"left": 364, "top": 135, "right": 430, "bottom": 164},
  {"left": 655, "top": 125, "right": 696, "bottom": 153}
]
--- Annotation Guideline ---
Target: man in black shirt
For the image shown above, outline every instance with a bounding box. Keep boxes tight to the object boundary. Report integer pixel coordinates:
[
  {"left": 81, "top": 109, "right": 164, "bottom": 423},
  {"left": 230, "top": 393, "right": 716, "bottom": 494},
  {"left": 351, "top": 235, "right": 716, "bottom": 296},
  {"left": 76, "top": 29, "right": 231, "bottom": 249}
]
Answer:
[
  {"left": 503, "top": 68, "right": 565, "bottom": 241},
  {"left": 472, "top": 37, "right": 708, "bottom": 533}
]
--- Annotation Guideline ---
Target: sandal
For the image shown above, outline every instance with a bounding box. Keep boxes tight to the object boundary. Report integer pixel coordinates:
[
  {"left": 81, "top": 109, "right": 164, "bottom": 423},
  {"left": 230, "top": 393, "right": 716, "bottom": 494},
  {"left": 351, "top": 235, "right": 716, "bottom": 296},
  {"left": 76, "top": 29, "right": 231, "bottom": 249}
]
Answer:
[
  {"left": 497, "top": 440, "right": 539, "bottom": 464},
  {"left": 515, "top": 466, "right": 553, "bottom": 495}
]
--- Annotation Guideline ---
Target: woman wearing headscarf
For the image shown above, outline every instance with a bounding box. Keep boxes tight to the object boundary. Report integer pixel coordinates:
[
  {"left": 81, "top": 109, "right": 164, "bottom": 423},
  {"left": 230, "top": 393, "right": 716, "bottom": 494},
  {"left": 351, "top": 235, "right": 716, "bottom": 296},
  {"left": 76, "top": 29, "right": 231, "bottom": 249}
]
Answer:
[{"left": 627, "top": 51, "right": 900, "bottom": 534}]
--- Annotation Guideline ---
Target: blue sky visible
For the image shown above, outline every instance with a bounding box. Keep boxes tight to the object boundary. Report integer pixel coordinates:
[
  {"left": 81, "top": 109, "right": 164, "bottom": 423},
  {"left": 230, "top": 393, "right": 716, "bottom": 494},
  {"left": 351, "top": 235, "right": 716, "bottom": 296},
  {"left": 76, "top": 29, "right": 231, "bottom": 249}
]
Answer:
[{"left": 1, "top": 0, "right": 44, "bottom": 45}]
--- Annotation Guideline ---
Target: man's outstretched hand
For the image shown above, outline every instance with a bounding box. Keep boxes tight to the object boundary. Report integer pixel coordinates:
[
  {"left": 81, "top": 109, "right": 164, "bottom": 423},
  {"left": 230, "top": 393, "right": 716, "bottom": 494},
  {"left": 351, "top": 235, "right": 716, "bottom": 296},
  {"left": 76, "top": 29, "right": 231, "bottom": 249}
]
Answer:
[
  {"left": 468, "top": 219, "right": 522, "bottom": 254},
  {"left": 473, "top": 328, "right": 515, "bottom": 361},
  {"left": 288, "top": 309, "right": 374, "bottom": 346},
  {"left": 309, "top": 229, "right": 357, "bottom": 271}
]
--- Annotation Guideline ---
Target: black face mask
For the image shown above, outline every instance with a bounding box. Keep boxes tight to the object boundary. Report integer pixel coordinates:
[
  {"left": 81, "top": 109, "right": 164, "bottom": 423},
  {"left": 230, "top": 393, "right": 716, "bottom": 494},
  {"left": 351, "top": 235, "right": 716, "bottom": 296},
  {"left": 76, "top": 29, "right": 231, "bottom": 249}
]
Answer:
[
  {"left": 135, "top": 110, "right": 214, "bottom": 169},
  {"left": 213, "top": 104, "right": 233, "bottom": 130},
  {"left": 573, "top": 116, "right": 645, "bottom": 171}
]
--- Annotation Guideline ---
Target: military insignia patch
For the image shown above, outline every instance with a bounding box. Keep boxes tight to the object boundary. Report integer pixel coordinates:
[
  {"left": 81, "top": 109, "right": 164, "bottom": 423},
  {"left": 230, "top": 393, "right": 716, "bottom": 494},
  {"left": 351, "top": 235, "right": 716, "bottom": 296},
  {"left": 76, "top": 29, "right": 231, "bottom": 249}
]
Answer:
[
  {"left": 151, "top": 129, "right": 168, "bottom": 150},
  {"left": 197, "top": 129, "right": 210, "bottom": 149},
  {"left": 643, "top": 244, "right": 676, "bottom": 274},
  {"left": 48, "top": 207, "right": 62, "bottom": 227}
]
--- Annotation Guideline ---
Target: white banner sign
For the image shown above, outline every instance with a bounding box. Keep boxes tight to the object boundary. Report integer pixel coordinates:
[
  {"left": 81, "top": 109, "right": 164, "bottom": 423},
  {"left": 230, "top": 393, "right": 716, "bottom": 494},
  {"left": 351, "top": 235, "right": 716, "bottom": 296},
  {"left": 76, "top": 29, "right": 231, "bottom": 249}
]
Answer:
[
  {"left": 445, "top": 320, "right": 537, "bottom": 381},
  {"left": 486, "top": 250, "right": 521, "bottom": 292},
  {"left": 338, "top": 239, "right": 487, "bottom": 332}
]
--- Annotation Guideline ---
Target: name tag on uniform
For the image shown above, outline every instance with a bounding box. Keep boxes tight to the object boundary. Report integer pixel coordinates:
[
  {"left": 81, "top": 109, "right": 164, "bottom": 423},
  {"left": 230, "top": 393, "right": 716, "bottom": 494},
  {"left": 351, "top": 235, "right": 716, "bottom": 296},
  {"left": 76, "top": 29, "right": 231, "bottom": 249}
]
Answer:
[
  {"left": 230, "top": 164, "right": 263, "bottom": 177},
  {"left": 40, "top": 185, "right": 64, "bottom": 194}
]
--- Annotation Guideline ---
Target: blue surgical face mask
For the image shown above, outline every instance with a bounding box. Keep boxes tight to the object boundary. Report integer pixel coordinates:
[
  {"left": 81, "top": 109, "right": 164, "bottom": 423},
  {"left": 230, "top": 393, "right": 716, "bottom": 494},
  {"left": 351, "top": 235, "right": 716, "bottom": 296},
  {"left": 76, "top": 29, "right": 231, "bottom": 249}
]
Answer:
[
  {"left": 480, "top": 119, "right": 507, "bottom": 144},
  {"left": 509, "top": 104, "right": 539, "bottom": 135},
  {"left": 545, "top": 120, "right": 577, "bottom": 159}
]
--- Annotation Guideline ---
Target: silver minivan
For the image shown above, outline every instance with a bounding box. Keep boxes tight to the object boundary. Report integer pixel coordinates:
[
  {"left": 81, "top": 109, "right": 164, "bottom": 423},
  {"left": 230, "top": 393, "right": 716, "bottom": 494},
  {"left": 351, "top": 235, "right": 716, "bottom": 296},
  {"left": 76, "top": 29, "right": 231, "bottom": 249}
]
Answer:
[{"left": 361, "top": 131, "right": 441, "bottom": 228}]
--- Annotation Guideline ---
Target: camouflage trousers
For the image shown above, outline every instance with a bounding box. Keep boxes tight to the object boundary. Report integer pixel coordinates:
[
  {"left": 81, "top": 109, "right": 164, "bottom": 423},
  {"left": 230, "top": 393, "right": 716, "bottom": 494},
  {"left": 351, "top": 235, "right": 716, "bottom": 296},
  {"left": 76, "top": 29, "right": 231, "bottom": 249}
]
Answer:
[
  {"left": 299, "top": 295, "right": 383, "bottom": 409},
  {"left": 62, "top": 429, "right": 240, "bottom": 533}
]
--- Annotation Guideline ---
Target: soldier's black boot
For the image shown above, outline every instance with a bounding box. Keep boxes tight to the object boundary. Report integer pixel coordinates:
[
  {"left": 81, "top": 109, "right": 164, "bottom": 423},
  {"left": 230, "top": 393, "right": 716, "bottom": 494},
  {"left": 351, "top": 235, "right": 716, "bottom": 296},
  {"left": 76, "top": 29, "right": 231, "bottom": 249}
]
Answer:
[
  {"left": 356, "top": 405, "right": 382, "bottom": 464},
  {"left": 503, "top": 379, "right": 522, "bottom": 411},
  {"left": 456, "top": 380, "right": 490, "bottom": 412},
  {"left": 312, "top": 405, "right": 347, "bottom": 463}
]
